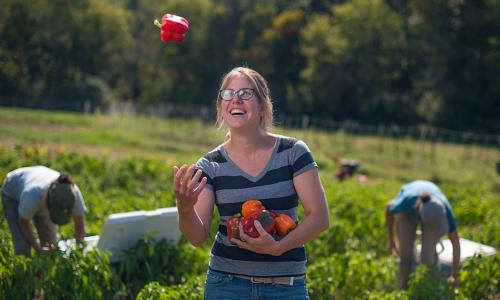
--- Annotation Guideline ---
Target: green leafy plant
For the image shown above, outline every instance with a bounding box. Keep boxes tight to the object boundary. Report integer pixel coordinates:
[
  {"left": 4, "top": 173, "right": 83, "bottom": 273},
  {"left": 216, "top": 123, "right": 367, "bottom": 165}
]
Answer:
[
  {"left": 0, "top": 242, "right": 36, "bottom": 299},
  {"left": 136, "top": 278, "right": 204, "bottom": 300},
  {"left": 407, "top": 265, "right": 454, "bottom": 300},
  {"left": 116, "top": 235, "right": 208, "bottom": 296},
  {"left": 307, "top": 251, "right": 397, "bottom": 299},
  {"left": 33, "top": 246, "right": 116, "bottom": 300},
  {"left": 460, "top": 254, "right": 500, "bottom": 299}
]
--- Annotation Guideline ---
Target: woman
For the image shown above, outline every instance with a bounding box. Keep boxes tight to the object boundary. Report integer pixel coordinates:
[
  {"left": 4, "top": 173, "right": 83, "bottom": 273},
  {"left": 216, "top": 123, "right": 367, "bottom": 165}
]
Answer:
[
  {"left": 173, "top": 67, "right": 329, "bottom": 299},
  {"left": 2, "top": 166, "right": 87, "bottom": 256},
  {"left": 385, "top": 180, "right": 460, "bottom": 289}
]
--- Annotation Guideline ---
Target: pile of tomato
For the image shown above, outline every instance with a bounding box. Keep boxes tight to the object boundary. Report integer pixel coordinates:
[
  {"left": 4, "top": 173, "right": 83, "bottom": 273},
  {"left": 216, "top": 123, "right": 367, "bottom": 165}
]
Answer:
[{"left": 227, "top": 200, "right": 296, "bottom": 243}]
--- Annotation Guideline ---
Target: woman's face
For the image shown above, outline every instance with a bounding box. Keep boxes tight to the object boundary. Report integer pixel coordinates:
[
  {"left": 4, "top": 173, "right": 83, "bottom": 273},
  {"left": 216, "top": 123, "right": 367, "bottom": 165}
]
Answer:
[{"left": 221, "top": 75, "right": 262, "bottom": 130}]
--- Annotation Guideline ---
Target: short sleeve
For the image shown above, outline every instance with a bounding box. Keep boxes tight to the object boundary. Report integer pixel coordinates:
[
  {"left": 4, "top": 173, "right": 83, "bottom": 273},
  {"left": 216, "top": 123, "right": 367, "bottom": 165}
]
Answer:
[
  {"left": 291, "top": 140, "right": 318, "bottom": 177},
  {"left": 196, "top": 156, "right": 216, "bottom": 191},
  {"left": 445, "top": 206, "right": 457, "bottom": 233},
  {"left": 72, "top": 185, "right": 87, "bottom": 216},
  {"left": 390, "top": 186, "right": 418, "bottom": 214}
]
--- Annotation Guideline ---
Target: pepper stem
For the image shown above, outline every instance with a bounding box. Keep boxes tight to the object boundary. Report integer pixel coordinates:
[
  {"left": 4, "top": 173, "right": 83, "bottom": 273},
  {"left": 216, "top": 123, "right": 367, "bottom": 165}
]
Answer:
[{"left": 153, "top": 19, "right": 161, "bottom": 29}]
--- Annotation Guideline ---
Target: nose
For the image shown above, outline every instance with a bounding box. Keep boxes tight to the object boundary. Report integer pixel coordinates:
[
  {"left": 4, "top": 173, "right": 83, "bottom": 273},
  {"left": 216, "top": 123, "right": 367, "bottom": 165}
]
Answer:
[{"left": 228, "top": 92, "right": 243, "bottom": 102}]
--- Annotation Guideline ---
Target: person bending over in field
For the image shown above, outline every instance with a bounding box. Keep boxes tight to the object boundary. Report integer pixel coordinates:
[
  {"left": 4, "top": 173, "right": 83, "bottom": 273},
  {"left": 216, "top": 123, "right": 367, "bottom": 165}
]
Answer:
[
  {"left": 385, "top": 180, "right": 460, "bottom": 289},
  {"left": 173, "top": 67, "right": 329, "bottom": 300},
  {"left": 2, "top": 166, "right": 87, "bottom": 256}
]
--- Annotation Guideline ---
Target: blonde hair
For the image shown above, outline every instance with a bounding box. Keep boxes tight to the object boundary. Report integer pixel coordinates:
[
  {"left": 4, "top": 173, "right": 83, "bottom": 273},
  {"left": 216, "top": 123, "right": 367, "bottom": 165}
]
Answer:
[{"left": 215, "top": 67, "right": 274, "bottom": 131}]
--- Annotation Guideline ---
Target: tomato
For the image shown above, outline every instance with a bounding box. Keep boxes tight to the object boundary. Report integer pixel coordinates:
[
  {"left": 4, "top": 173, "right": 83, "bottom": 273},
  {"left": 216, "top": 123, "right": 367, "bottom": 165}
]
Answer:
[
  {"left": 241, "top": 200, "right": 265, "bottom": 217},
  {"left": 227, "top": 214, "right": 241, "bottom": 243},
  {"left": 275, "top": 213, "right": 296, "bottom": 237},
  {"left": 241, "top": 210, "right": 275, "bottom": 238}
]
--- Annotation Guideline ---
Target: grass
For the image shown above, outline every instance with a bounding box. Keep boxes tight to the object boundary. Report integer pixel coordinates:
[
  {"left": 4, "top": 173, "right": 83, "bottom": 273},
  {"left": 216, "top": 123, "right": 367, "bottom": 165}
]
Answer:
[
  {"left": 1, "top": 107, "right": 498, "bottom": 181},
  {"left": 0, "top": 107, "right": 225, "bottom": 163}
]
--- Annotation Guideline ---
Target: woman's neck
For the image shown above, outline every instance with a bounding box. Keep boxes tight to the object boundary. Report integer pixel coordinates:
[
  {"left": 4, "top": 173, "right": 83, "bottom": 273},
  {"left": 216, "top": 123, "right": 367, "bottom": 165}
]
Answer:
[{"left": 226, "top": 129, "right": 275, "bottom": 157}]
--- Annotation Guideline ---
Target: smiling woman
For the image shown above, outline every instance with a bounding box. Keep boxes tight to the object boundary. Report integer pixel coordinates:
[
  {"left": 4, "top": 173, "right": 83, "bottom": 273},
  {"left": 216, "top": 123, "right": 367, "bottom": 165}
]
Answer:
[
  {"left": 215, "top": 67, "right": 274, "bottom": 132},
  {"left": 172, "top": 66, "right": 330, "bottom": 300}
]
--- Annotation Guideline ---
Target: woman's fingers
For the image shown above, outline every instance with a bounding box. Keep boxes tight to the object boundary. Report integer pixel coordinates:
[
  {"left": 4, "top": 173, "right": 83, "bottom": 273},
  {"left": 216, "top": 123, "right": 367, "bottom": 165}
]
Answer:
[
  {"left": 174, "top": 165, "right": 187, "bottom": 184},
  {"left": 187, "top": 169, "right": 203, "bottom": 191},
  {"left": 231, "top": 225, "right": 250, "bottom": 250},
  {"left": 238, "top": 223, "right": 250, "bottom": 243},
  {"left": 178, "top": 165, "right": 195, "bottom": 195},
  {"left": 193, "top": 176, "right": 207, "bottom": 196},
  {"left": 253, "top": 220, "right": 267, "bottom": 235},
  {"left": 174, "top": 164, "right": 207, "bottom": 200},
  {"left": 172, "top": 166, "right": 180, "bottom": 191},
  {"left": 175, "top": 165, "right": 188, "bottom": 194},
  {"left": 183, "top": 165, "right": 197, "bottom": 184}
]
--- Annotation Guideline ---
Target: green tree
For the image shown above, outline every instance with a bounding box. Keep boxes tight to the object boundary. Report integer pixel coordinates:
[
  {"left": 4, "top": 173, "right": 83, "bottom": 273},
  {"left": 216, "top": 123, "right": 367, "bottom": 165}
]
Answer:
[
  {"left": 0, "top": 0, "right": 132, "bottom": 111},
  {"left": 261, "top": 9, "right": 306, "bottom": 114},
  {"left": 411, "top": 0, "right": 500, "bottom": 133},
  {"left": 0, "top": 1, "right": 31, "bottom": 104},
  {"left": 299, "top": 0, "right": 411, "bottom": 123}
]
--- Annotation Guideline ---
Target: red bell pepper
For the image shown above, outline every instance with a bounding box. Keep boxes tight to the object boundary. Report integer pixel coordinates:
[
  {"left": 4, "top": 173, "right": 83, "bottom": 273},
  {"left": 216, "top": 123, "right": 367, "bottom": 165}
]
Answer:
[
  {"left": 241, "top": 200, "right": 265, "bottom": 217},
  {"left": 227, "top": 214, "right": 241, "bottom": 244},
  {"left": 241, "top": 210, "right": 276, "bottom": 238},
  {"left": 275, "top": 213, "right": 296, "bottom": 237},
  {"left": 153, "top": 13, "right": 189, "bottom": 43}
]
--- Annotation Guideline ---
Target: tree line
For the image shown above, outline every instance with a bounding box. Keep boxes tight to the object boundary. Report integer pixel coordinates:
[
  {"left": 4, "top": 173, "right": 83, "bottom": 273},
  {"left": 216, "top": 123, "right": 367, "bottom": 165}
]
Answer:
[{"left": 1, "top": 0, "right": 499, "bottom": 134}]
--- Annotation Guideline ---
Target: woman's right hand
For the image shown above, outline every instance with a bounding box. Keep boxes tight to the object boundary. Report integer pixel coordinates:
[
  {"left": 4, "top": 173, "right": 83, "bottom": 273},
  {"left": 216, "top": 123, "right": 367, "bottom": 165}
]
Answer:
[{"left": 173, "top": 164, "right": 207, "bottom": 213}]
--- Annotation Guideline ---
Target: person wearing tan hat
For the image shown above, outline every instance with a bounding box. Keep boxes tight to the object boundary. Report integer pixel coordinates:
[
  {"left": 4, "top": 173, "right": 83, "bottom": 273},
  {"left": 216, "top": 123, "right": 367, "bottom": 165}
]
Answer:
[
  {"left": 385, "top": 180, "right": 460, "bottom": 289},
  {"left": 1, "top": 166, "right": 87, "bottom": 256}
]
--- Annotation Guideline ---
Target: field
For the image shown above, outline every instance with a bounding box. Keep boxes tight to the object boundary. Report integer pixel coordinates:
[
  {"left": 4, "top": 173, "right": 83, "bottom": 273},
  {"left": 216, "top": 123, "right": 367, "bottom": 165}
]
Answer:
[{"left": 0, "top": 107, "right": 498, "bottom": 299}]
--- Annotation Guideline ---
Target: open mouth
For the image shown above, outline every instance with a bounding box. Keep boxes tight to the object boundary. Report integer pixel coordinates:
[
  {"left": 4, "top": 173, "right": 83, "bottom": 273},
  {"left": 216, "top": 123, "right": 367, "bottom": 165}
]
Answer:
[{"left": 230, "top": 109, "right": 245, "bottom": 116}]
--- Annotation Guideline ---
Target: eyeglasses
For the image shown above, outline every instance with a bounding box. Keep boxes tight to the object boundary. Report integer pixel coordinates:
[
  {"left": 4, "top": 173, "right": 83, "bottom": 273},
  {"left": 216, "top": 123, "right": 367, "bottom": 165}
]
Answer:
[{"left": 219, "top": 88, "right": 255, "bottom": 101}]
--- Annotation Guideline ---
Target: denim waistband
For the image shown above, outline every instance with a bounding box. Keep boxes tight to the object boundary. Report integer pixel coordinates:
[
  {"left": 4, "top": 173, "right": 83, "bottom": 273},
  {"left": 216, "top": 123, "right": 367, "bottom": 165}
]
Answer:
[{"left": 231, "top": 274, "right": 305, "bottom": 286}]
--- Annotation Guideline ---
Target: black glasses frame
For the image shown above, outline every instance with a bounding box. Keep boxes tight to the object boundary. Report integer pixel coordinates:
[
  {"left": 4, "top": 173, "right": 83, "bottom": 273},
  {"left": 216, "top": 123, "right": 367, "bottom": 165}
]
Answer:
[{"left": 219, "top": 88, "right": 256, "bottom": 101}]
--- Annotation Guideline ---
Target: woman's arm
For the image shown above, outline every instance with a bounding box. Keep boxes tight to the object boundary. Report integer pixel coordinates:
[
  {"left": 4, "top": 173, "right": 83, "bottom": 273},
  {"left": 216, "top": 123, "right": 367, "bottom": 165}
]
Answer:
[
  {"left": 276, "top": 167, "right": 329, "bottom": 253},
  {"left": 385, "top": 202, "right": 398, "bottom": 256},
  {"left": 18, "top": 217, "right": 43, "bottom": 253},
  {"left": 448, "top": 230, "right": 461, "bottom": 287},
  {"left": 174, "top": 164, "right": 214, "bottom": 247},
  {"left": 73, "top": 214, "right": 86, "bottom": 243}
]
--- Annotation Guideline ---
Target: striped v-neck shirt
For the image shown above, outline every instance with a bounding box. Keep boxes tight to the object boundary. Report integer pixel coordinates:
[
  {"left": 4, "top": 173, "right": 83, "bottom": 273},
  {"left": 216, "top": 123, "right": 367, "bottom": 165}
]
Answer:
[{"left": 196, "top": 135, "right": 318, "bottom": 277}]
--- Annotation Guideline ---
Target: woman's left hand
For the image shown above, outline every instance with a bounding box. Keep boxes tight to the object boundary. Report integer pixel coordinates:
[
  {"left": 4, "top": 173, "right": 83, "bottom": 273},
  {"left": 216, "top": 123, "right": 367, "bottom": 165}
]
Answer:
[{"left": 231, "top": 221, "right": 282, "bottom": 256}]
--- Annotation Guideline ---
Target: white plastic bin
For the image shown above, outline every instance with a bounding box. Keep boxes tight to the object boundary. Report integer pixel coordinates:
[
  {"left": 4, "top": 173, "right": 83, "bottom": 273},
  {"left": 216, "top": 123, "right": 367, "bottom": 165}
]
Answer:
[
  {"left": 415, "top": 237, "right": 497, "bottom": 272},
  {"left": 59, "top": 207, "right": 181, "bottom": 262}
]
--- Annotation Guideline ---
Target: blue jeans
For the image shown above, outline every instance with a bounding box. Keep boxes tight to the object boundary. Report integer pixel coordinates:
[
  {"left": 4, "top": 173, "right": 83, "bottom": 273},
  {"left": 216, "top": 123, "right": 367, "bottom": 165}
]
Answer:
[{"left": 204, "top": 269, "right": 309, "bottom": 300}]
